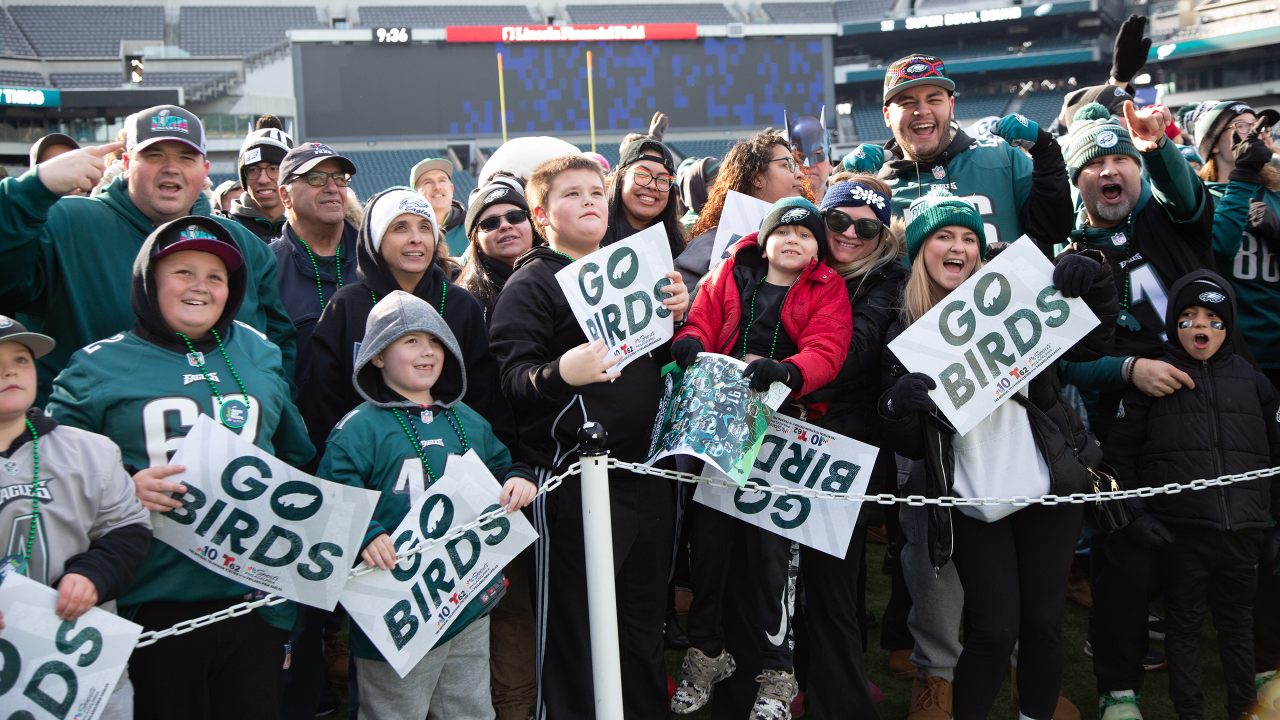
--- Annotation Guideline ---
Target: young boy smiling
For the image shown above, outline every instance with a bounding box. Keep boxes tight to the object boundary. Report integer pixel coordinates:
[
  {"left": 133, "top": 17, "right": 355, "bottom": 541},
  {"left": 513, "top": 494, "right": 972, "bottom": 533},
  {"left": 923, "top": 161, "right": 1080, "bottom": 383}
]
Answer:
[
  {"left": 1104, "top": 269, "right": 1280, "bottom": 720},
  {"left": 488, "top": 154, "right": 690, "bottom": 719}
]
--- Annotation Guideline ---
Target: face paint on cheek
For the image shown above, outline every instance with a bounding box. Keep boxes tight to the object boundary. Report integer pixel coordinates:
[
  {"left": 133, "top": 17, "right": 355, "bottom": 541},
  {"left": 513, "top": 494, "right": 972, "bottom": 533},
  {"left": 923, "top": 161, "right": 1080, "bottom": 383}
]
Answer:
[
  {"left": 1179, "top": 320, "right": 1194, "bottom": 329},
  {"left": 1210, "top": 321, "right": 1225, "bottom": 330}
]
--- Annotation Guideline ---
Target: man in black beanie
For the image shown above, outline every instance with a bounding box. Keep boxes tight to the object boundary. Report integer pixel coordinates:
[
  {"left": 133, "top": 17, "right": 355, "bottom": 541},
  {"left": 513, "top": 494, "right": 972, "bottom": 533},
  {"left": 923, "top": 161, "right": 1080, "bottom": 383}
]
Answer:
[{"left": 228, "top": 115, "right": 295, "bottom": 241}]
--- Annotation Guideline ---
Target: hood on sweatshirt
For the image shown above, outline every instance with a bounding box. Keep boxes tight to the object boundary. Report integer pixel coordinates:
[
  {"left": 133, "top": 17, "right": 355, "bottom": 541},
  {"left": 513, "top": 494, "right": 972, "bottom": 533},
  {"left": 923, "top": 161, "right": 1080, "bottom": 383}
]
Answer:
[
  {"left": 131, "top": 215, "right": 249, "bottom": 353},
  {"left": 1163, "top": 268, "right": 1237, "bottom": 363},
  {"left": 356, "top": 188, "right": 449, "bottom": 297},
  {"left": 353, "top": 290, "right": 466, "bottom": 409}
]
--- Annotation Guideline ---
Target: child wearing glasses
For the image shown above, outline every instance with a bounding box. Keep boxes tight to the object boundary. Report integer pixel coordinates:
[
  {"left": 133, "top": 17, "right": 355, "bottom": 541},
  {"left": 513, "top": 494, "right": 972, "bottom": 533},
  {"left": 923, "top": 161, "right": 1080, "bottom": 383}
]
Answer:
[
  {"left": 668, "top": 196, "right": 852, "bottom": 720},
  {"left": 604, "top": 138, "right": 686, "bottom": 259}
]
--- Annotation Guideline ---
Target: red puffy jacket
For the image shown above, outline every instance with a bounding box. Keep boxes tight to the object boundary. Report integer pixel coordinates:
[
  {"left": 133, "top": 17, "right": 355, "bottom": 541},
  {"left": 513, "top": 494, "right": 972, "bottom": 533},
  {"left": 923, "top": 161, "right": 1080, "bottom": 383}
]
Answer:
[{"left": 676, "top": 233, "right": 852, "bottom": 399}]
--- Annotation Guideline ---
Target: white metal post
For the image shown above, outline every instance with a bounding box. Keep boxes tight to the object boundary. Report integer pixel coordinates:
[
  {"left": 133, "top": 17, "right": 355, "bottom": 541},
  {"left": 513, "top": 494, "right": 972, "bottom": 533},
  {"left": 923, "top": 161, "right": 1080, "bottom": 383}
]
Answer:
[{"left": 576, "top": 423, "right": 624, "bottom": 718}]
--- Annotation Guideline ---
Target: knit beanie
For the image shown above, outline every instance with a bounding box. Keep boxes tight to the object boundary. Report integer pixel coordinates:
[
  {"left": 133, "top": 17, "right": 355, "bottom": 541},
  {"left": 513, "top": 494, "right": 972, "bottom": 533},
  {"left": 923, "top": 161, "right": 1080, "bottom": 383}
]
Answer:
[
  {"left": 1193, "top": 101, "right": 1255, "bottom": 164},
  {"left": 465, "top": 181, "right": 531, "bottom": 236},
  {"left": 238, "top": 127, "right": 294, "bottom": 188},
  {"left": 820, "top": 181, "right": 891, "bottom": 226},
  {"left": 367, "top": 189, "right": 438, "bottom": 253},
  {"left": 1168, "top": 273, "right": 1235, "bottom": 340},
  {"left": 757, "top": 197, "right": 827, "bottom": 258},
  {"left": 1065, "top": 103, "right": 1142, "bottom": 184},
  {"left": 904, "top": 195, "right": 987, "bottom": 264},
  {"left": 1178, "top": 144, "right": 1203, "bottom": 167}
]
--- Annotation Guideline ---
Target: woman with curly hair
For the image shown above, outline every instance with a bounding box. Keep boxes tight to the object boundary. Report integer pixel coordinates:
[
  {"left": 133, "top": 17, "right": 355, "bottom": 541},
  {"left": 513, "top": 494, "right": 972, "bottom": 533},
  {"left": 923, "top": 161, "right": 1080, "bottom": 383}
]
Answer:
[{"left": 675, "top": 129, "right": 812, "bottom": 289}]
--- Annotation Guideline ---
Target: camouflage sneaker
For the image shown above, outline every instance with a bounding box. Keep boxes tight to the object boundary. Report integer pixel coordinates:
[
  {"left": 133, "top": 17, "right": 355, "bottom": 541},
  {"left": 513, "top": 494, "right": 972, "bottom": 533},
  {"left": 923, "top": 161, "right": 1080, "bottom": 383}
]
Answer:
[
  {"left": 670, "top": 648, "right": 736, "bottom": 714},
  {"left": 751, "top": 669, "right": 800, "bottom": 720},
  {"left": 1099, "top": 691, "right": 1143, "bottom": 720}
]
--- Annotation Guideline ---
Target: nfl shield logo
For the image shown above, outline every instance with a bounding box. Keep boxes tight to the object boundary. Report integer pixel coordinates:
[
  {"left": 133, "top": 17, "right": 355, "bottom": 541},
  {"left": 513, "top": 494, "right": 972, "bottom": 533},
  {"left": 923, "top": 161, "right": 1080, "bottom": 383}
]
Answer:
[{"left": 932, "top": 166, "right": 946, "bottom": 180}]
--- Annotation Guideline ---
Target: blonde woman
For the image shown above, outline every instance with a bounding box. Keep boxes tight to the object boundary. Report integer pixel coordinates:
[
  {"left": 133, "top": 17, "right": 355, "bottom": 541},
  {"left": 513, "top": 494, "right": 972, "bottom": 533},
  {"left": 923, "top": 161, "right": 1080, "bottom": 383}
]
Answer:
[{"left": 878, "top": 196, "right": 1116, "bottom": 720}]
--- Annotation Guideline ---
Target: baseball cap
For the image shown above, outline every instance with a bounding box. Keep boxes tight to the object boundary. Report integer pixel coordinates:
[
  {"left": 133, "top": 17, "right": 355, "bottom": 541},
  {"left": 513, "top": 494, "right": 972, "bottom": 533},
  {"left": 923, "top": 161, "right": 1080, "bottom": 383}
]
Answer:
[
  {"left": 126, "top": 105, "right": 206, "bottom": 155},
  {"left": 0, "top": 315, "right": 54, "bottom": 358},
  {"left": 618, "top": 138, "right": 676, "bottom": 174},
  {"left": 29, "top": 133, "right": 79, "bottom": 166},
  {"left": 884, "top": 55, "right": 955, "bottom": 105},
  {"left": 411, "top": 157, "right": 456, "bottom": 189},
  {"left": 279, "top": 142, "right": 357, "bottom": 180},
  {"left": 150, "top": 216, "right": 244, "bottom": 273}
]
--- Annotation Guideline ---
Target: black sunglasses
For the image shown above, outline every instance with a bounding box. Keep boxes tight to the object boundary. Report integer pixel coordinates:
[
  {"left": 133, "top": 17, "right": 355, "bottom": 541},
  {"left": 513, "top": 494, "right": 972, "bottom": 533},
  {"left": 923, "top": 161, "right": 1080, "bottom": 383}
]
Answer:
[
  {"left": 477, "top": 209, "right": 529, "bottom": 232},
  {"left": 823, "top": 209, "right": 883, "bottom": 240}
]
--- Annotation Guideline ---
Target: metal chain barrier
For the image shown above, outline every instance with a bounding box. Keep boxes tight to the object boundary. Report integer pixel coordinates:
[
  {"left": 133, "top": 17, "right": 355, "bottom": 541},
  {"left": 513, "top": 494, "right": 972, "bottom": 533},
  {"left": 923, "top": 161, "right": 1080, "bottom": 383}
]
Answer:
[
  {"left": 133, "top": 463, "right": 577, "bottom": 648},
  {"left": 132, "top": 458, "right": 1280, "bottom": 648}
]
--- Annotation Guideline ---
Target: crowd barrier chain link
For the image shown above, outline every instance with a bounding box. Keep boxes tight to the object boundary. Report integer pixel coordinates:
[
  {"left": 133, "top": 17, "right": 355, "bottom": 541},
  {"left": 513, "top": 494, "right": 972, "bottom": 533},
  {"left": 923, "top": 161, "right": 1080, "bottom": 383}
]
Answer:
[{"left": 130, "top": 459, "right": 1278, "bottom": 648}]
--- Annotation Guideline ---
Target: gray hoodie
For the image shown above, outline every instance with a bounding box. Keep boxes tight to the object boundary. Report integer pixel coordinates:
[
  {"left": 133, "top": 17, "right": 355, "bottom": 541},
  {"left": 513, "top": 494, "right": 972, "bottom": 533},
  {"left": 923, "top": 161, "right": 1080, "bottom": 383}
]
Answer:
[{"left": 352, "top": 290, "right": 468, "bottom": 410}]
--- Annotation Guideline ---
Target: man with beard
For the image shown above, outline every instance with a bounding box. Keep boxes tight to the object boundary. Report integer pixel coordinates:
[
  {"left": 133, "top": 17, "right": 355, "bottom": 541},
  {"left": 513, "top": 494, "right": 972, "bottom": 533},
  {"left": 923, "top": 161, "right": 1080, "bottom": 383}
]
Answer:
[{"left": 853, "top": 54, "right": 1072, "bottom": 250}]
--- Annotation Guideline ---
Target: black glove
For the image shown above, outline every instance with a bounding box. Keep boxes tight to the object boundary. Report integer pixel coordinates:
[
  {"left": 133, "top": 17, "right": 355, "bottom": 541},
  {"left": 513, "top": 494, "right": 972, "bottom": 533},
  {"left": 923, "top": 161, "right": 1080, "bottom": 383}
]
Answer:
[
  {"left": 671, "top": 337, "right": 703, "bottom": 370},
  {"left": 1229, "top": 120, "right": 1276, "bottom": 185},
  {"left": 983, "top": 241, "right": 1011, "bottom": 262},
  {"left": 1110, "top": 15, "right": 1151, "bottom": 84},
  {"left": 1052, "top": 253, "right": 1102, "bottom": 298},
  {"left": 743, "top": 358, "right": 792, "bottom": 392},
  {"left": 1248, "top": 200, "right": 1280, "bottom": 256},
  {"left": 881, "top": 372, "right": 937, "bottom": 420},
  {"left": 1126, "top": 514, "right": 1176, "bottom": 548}
]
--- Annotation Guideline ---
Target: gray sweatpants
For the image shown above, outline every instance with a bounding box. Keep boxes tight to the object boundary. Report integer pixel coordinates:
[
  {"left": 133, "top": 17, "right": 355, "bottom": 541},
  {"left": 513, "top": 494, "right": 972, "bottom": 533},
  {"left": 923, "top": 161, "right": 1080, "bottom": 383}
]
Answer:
[
  {"left": 899, "top": 456, "right": 965, "bottom": 682},
  {"left": 355, "top": 616, "right": 496, "bottom": 720}
]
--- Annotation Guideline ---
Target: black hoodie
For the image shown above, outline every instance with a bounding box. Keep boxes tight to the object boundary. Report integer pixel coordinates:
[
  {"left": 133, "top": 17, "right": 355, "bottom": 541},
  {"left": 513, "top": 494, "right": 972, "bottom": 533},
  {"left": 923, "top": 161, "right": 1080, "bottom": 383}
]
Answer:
[
  {"left": 489, "top": 246, "right": 671, "bottom": 470},
  {"left": 302, "top": 189, "right": 515, "bottom": 461},
  {"left": 1103, "top": 269, "right": 1280, "bottom": 531}
]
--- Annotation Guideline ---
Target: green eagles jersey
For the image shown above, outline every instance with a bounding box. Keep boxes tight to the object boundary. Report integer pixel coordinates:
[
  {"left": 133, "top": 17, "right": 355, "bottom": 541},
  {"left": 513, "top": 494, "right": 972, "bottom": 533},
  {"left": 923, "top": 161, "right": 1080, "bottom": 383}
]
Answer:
[
  {"left": 885, "top": 135, "right": 1033, "bottom": 246},
  {"left": 1209, "top": 180, "right": 1280, "bottom": 367},
  {"left": 46, "top": 323, "right": 314, "bottom": 629},
  {"left": 317, "top": 400, "right": 513, "bottom": 660}
]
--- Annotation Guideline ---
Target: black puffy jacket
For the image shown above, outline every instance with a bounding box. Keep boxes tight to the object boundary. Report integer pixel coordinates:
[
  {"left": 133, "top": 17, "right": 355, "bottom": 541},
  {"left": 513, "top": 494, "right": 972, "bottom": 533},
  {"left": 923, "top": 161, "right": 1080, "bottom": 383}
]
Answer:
[
  {"left": 878, "top": 249, "right": 1118, "bottom": 571},
  {"left": 1103, "top": 269, "right": 1280, "bottom": 532},
  {"left": 803, "top": 258, "right": 908, "bottom": 522}
]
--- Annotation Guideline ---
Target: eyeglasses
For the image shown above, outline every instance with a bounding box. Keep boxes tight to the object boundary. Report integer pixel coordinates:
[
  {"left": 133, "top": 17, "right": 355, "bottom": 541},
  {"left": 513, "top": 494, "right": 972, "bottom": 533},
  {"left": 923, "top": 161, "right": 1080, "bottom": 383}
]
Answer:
[
  {"left": 245, "top": 165, "right": 279, "bottom": 180},
  {"left": 768, "top": 156, "right": 800, "bottom": 173},
  {"left": 477, "top": 209, "right": 530, "bottom": 232},
  {"left": 291, "top": 171, "right": 350, "bottom": 188},
  {"left": 629, "top": 167, "right": 675, "bottom": 192},
  {"left": 1231, "top": 121, "right": 1256, "bottom": 136},
  {"left": 823, "top": 209, "right": 883, "bottom": 239}
]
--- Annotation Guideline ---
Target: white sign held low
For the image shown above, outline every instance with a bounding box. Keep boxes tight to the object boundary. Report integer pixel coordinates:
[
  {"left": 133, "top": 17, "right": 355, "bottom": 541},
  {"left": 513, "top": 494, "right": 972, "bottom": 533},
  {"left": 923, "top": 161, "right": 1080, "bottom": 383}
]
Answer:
[
  {"left": 695, "top": 414, "right": 877, "bottom": 557},
  {"left": 710, "top": 191, "right": 772, "bottom": 267},
  {"left": 0, "top": 573, "right": 142, "bottom": 720},
  {"left": 339, "top": 450, "right": 538, "bottom": 678},
  {"left": 887, "top": 236, "right": 1100, "bottom": 435},
  {"left": 154, "top": 415, "right": 380, "bottom": 610},
  {"left": 555, "top": 224, "right": 676, "bottom": 371}
]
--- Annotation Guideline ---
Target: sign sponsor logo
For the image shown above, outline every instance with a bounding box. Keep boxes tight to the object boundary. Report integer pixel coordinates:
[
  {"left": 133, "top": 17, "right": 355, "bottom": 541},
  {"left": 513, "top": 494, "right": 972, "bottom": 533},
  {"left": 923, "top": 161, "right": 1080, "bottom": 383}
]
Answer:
[{"left": 446, "top": 23, "right": 698, "bottom": 43}]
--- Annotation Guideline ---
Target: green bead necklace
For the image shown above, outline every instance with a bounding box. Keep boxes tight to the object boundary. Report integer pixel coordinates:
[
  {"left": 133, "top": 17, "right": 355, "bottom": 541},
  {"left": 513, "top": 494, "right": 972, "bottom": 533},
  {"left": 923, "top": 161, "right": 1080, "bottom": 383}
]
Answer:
[
  {"left": 22, "top": 418, "right": 39, "bottom": 561},
  {"left": 178, "top": 328, "right": 252, "bottom": 430},
  {"left": 393, "top": 406, "right": 469, "bottom": 486},
  {"left": 741, "top": 284, "right": 785, "bottom": 360},
  {"left": 299, "top": 238, "right": 341, "bottom": 313}
]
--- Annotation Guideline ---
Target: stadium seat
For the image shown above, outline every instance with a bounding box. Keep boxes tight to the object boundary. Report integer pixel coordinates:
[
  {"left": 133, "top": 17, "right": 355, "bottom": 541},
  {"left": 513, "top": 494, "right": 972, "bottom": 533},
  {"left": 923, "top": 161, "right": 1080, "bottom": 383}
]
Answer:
[
  {"left": 761, "top": 3, "right": 836, "bottom": 23},
  {"left": 358, "top": 6, "right": 537, "bottom": 27},
  {"left": 955, "top": 94, "right": 1013, "bottom": 121},
  {"left": 1016, "top": 88, "right": 1068, "bottom": 127},
  {"left": 0, "top": 70, "right": 47, "bottom": 87},
  {"left": 9, "top": 6, "right": 163, "bottom": 57},
  {"left": 0, "top": 8, "right": 35, "bottom": 57},
  {"left": 564, "top": 4, "right": 737, "bottom": 24},
  {"left": 668, "top": 139, "right": 739, "bottom": 162},
  {"left": 834, "top": 0, "right": 897, "bottom": 24},
  {"left": 179, "top": 6, "right": 322, "bottom": 57}
]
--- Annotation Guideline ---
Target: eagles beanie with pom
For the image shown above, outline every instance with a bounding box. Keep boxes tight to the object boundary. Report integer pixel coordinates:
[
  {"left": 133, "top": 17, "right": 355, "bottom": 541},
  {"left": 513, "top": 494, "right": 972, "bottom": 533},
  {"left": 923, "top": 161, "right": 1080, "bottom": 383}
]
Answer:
[
  {"left": 1065, "top": 102, "right": 1141, "bottom": 184},
  {"left": 1193, "top": 101, "right": 1255, "bottom": 166},
  {"left": 904, "top": 195, "right": 987, "bottom": 264},
  {"left": 757, "top": 197, "right": 827, "bottom": 259}
]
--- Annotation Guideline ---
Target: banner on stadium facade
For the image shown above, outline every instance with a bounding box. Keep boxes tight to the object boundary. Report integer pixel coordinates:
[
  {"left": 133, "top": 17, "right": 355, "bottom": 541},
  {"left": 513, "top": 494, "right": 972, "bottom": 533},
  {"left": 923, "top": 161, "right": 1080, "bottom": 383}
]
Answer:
[
  {"left": 695, "top": 414, "right": 877, "bottom": 557},
  {"left": 711, "top": 191, "right": 772, "bottom": 269},
  {"left": 446, "top": 23, "right": 699, "bottom": 43},
  {"left": 0, "top": 572, "right": 141, "bottom": 720},
  {"left": 555, "top": 223, "right": 677, "bottom": 371},
  {"left": 339, "top": 450, "right": 538, "bottom": 678},
  {"left": 887, "top": 236, "right": 1100, "bottom": 435},
  {"left": 647, "top": 353, "right": 789, "bottom": 486},
  {"left": 154, "top": 416, "right": 379, "bottom": 610}
]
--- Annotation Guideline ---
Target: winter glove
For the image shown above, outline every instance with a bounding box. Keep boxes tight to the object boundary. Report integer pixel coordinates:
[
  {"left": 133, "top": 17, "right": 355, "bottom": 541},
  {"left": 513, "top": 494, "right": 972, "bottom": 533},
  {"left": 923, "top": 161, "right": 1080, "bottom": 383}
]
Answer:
[
  {"left": 984, "top": 241, "right": 1011, "bottom": 262},
  {"left": 1109, "top": 15, "right": 1151, "bottom": 84},
  {"left": 671, "top": 337, "right": 703, "bottom": 370},
  {"left": 1126, "top": 513, "right": 1176, "bottom": 548},
  {"left": 1229, "top": 120, "right": 1276, "bottom": 185},
  {"left": 881, "top": 372, "right": 937, "bottom": 420},
  {"left": 993, "top": 113, "right": 1039, "bottom": 150},
  {"left": 1247, "top": 200, "right": 1280, "bottom": 257},
  {"left": 743, "top": 358, "right": 795, "bottom": 392},
  {"left": 1052, "top": 253, "right": 1102, "bottom": 298},
  {"left": 842, "top": 144, "right": 885, "bottom": 173},
  {"left": 1266, "top": 525, "right": 1280, "bottom": 575},
  {"left": 648, "top": 111, "right": 669, "bottom": 142}
]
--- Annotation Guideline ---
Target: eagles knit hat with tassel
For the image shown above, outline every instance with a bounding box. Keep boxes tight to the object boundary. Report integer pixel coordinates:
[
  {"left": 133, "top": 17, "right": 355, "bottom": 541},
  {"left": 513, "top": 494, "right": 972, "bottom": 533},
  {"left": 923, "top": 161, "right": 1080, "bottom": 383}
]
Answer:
[
  {"left": 757, "top": 197, "right": 828, "bottom": 259},
  {"left": 1065, "top": 102, "right": 1142, "bottom": 184},
  {"left": 904, "top": 193, "right": 986, "bottom": 265}
]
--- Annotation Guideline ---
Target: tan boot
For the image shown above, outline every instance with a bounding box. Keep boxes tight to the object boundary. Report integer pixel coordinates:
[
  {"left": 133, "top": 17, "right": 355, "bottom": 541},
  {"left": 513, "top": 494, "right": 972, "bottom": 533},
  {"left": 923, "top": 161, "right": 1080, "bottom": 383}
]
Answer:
[
  {"left": 908, "top": 675, "right": 952, "bottom": 720},
  {"left": 1010, "top": 667, "right": 1081, "bottom": 720},
  {"left": 890, "top": 649, "right": 918, "bottom": 679}
]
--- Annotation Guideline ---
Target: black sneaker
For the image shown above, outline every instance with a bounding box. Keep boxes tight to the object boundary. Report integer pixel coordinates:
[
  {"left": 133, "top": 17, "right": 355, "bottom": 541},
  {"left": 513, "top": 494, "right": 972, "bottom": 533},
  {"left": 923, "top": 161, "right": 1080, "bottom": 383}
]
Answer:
[
  {"left": 315, "top": 686, "right": 339, "bottom": 717},
  {"left": 665, "top": 610, "right": 691, "bottom": 651},
  {"left": 1142, "top": 646, "right": 1166, "bottom": 671},
  {"left": 1148, "top": 613, "right": 1165, "bottom": 641}
]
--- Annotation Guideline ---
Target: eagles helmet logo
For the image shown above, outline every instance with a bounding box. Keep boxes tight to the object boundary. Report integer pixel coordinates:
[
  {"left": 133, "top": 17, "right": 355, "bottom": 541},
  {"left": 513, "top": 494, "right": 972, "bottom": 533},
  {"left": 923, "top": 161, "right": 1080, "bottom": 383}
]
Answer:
[
  {"left": 779, "top": 208, "right": 810, "bottom": 223},
  {"left": 485, "top": 187, "right": 509, "bottom": 203},
  {"left": 1198, "top": 291, "right": 1225, "bottom": 304},
  {"left": 0, "top": 316, "right": 12, "bottom": 329},
  {"left": 1096, "top": 130, "right": 1119, "bottom": 149},
  {"left": 906, "top": 63, "right": 929, "bottom": 74}
]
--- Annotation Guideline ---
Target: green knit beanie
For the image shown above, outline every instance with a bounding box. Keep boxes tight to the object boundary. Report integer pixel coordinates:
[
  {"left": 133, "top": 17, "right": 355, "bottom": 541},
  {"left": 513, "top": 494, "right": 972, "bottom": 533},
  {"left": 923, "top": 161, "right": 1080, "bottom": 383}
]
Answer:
[
  {"left": 904, "top": 195, "right": 987, "bottom": 265},
  {"left": 1065, "top": 103, "right": 1141, "bottom": 184}
]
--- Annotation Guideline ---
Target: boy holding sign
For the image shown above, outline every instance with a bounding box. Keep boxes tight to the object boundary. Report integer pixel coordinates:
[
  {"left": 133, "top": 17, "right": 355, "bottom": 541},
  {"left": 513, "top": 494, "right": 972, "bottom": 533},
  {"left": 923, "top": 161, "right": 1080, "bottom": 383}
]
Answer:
[
  {"left": 0, "top": 317, "right": 151, "bottom": 720},
  {"left": 668, "top": 197, "right": 852, "bottom": 720},
  {"left": 46, "top": 215, "right": 315, "bottom": 720},
  {"left": 489, "top": 154, "right": 690, "bottom": 719},
  {"left": 319, "top": 290, "right": 536, "bottom": 718}
]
